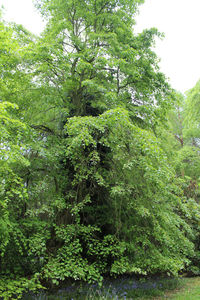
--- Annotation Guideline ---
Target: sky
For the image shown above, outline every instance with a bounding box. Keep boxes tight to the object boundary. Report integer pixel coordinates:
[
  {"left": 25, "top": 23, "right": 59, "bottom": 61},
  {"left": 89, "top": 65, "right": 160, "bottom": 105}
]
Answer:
[
  {"left": 135, "top": 0, "right": 200, "bottom": 94},
  {"left": 1, "top": 0, "right": 200, "bottom": 94}
]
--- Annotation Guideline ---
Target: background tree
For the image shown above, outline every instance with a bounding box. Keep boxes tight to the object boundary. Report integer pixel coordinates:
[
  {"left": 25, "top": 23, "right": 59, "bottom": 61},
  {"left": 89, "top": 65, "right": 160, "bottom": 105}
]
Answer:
[{"left": 158, "top": 82, "right": 200, "bottom": 275}]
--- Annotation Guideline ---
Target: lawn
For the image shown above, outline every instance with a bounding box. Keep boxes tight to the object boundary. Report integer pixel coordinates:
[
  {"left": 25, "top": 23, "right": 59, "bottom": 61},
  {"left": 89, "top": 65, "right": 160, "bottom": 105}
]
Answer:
[{"left": 156, "top": 277, "right": 200, "bottom": 300}]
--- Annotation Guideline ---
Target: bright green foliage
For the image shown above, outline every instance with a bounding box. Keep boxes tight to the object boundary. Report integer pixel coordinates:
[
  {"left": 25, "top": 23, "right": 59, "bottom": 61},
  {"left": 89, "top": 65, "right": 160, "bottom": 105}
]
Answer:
[
  {"left": 0, "top": 102, "right": 29, "bottom": 256},
  {"left": 180, "top": 80, "right": 200, "bottom": 274},
  {"left": 0, "top": 18, "right": 35, "bottom": 110},
  {"left": 0, "top": 275, "right": 45, "bottom": 299},
  {"left": 158, "top": 83, "right": 200, "bottom": 275},
  {"left": 184, "top": 80, "right": 200, "bottom": 126},
  {"left": 183, "top": 81, "right": 200, "bottom": 182},
  {"left": 31, "top": 0, "right": 172, "bottom": 127},
  {"left": 62, "top": 108, "right": 194, "bottom": 276},
  {"left": 0, "top": 0, "right": 200, "bottom": 297}
]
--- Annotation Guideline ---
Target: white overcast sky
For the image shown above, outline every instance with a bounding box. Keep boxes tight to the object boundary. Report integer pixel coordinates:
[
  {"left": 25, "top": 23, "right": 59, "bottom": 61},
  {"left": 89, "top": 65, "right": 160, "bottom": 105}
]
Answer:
[{"left": 1, "top": 0, "right": 200, "bottom": 94}]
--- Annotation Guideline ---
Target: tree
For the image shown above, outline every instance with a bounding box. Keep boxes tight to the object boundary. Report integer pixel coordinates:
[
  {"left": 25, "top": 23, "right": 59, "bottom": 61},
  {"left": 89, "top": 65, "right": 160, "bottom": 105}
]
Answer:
[
  {"left": 0, "top": 101, "right": 29, "bottom": 270},
  {"left": 32, "top": 0, "right": 172, "bottom": 125},
  {"left": 0, "top": 0, "right": 197, "bottom": 293},
  {"left": 158, "top": 84, "right": 200, "bottom": 275}
]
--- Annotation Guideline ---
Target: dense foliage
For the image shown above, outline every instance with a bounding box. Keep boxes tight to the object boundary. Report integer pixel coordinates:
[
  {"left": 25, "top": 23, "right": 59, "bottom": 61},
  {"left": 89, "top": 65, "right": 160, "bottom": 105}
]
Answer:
[{"left": 1, "top": 0, "right": 200, "bottom": 298}]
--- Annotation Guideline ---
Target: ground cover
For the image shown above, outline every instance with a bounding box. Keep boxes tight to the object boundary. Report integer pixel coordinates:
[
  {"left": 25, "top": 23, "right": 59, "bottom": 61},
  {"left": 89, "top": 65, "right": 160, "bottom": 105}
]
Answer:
[
  {"left": 20, "top": 276, "right": 184, "bottom": 299},
  {"left": 159, "top": 277, "right": 200, "bottom": 300}
]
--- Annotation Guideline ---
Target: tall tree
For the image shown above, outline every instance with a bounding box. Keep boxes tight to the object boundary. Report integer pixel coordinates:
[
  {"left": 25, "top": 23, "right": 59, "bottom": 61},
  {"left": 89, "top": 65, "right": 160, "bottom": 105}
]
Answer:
[
  {"left": 0, "top": 1, "right": 198, "bottom": 294},
  {"left": 32, "top": 0, "right": 172, "bottom": 126}
]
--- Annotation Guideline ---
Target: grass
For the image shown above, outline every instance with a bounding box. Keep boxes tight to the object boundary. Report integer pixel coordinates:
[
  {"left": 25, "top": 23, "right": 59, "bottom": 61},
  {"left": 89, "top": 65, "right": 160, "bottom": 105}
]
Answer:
[{"left": 158, "top": 277, "right": 200, "bottom": 300}]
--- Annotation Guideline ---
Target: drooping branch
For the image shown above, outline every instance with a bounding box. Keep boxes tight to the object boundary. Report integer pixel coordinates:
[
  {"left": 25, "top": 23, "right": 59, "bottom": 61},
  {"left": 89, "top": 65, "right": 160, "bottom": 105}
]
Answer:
[{"left": 31, "top": 124, "right": 55, "bottom": 134}]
